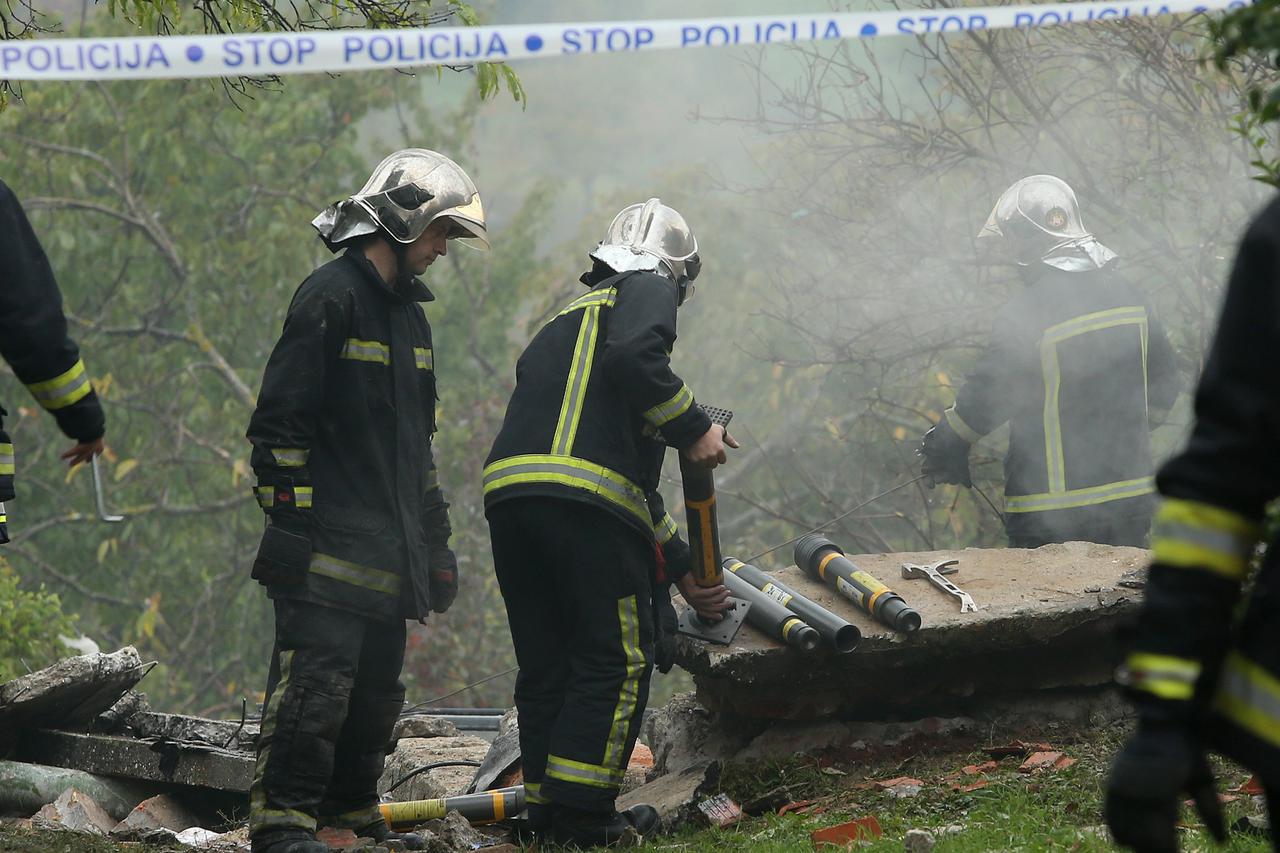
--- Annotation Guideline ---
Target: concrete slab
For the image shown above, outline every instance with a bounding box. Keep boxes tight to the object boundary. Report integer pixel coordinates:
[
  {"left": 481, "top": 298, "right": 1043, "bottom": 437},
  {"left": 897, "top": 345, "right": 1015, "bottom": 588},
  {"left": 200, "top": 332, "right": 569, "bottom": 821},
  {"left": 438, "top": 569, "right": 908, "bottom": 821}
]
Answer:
[
  {"left": 131, "top": 712, "right": 258, "bottom": 753},
  {"left": 18, "top": 729, "right": 253, "bottom": 792},
  {"left": 0, "top": 648, "right": 147, "bottom": 739},
  {"left": 0, "top": 760, "right": 154, "bottom": 820},
  {"left": 378, "top": 734, "right": 491, "bottom": 802},
  {"left": 675, "top": 543, "right": 1147, "bottom": 719}
]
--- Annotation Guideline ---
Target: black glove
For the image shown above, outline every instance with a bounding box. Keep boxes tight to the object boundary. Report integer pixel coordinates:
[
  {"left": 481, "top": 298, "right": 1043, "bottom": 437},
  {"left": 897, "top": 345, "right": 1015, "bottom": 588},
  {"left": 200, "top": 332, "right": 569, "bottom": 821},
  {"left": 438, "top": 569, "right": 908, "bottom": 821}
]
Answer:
[
  {"left": 251, "top": 520, "right": 312, "bottom": 587},
  {"left": 428, "top": 546, "right": 459, "bottom": 614},
  {"left": 653, "top": 584, "right": 679, "bottom": 674},
  {"left": 1105, "top": 723, "right": 1226, "bottom": 853},
  {"left": 919, "top": 424, "right": 972, "bottom": 488}
]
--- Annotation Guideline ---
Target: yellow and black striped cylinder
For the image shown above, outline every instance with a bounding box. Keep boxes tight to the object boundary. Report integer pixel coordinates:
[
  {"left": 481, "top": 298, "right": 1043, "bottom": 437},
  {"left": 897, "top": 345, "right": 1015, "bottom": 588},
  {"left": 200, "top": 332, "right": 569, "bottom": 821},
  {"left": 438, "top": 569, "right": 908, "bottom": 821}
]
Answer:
[
  {"left": 723, "top": 557, "right": 860, "bottom": 653},
  {"left": 721, "top": 565, "right": 820, "bottom": 651},
  {"left": 794, "top": 535, "right": 921, "bottom": 633},
  {"left": 379, "top": 786, "right": 525, "bottom": 828},
  {"left": 679, "top": 456, "right": 723, "bottom": 603}
]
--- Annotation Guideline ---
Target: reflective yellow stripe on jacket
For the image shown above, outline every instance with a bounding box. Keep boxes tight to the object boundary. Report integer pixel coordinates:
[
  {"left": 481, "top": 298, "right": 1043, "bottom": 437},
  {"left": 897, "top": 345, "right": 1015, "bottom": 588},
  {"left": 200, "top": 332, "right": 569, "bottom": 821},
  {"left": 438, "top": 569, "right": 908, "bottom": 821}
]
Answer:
[
  {"left": 1151, "top": 498, "right": 1260, "bottom": 582},
  {"left": 26, "top": 359, "right": 92, "bottom": 411},
  {"left": 1006, "top": 306, "right": 1151, "bottom": 515},
  {"left": 1215, "top": 651, "right": 1280, "bottom": 749},
  {"left": 1125, "top": 651, "right": 1200, "bottom": 701},
  {"left": 482, "top": 455, "right": 649, "bottom": 530},
  {"left": 0, "top": 443, "right": 13, "bottom": 477}
]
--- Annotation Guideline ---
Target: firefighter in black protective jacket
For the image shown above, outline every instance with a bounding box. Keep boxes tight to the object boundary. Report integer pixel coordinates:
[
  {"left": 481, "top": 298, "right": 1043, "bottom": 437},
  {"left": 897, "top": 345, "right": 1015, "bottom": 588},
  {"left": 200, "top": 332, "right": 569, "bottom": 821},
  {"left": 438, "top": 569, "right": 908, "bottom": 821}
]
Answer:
[
  {"left": 0, "top": 178, "right": 107, "bottom": 543},
  {"left": 484, "top": 198, "right": 735, "bottom": 847},
  {"left": 919, "top": 175, "right": 1179, "bottom": 548},
  {"left": 1104, "top": 196, "right": 1280, "bottom": 851},
  {"left": 244, "top": 149, "right": 488, "bottom": 853}
]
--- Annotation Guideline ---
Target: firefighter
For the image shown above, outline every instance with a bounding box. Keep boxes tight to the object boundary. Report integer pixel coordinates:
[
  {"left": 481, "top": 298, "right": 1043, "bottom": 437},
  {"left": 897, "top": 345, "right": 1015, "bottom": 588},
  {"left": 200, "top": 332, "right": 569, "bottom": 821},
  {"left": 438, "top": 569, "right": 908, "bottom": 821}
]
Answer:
[
  {"left": 1104, "top": 196, "right": 1280, "bottom": 851},
  {"left": 484, "top": 198, "right": 735, "bottom": 847},
  {"left": 245, "top": 149, "right": 487, "bottom": 853},
  {"left": 919, "top": 175, "right": 1179, "bottom": 547},
  {"left": 0, "top": 178, "right": 107, "bottom": 543}
]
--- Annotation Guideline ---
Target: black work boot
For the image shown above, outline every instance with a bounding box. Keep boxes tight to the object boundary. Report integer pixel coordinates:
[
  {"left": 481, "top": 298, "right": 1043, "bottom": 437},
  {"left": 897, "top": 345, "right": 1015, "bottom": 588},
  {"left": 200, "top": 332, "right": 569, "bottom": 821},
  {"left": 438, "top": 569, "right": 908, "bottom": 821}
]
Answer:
[
  {"left": 549, "top": 802, "right": 661, "bottom": 848},
  {"left": 250, "top": 829, "right": 329, "bottom": 853},
  {"left": 354, "top": 818, "right": 426, "bottom": 850}
]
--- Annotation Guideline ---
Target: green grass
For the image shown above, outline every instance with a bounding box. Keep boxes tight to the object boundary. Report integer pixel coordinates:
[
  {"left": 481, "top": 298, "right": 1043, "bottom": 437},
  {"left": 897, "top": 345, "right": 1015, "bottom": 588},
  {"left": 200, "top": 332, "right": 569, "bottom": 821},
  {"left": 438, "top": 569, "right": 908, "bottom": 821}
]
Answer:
[{"left": 650, "top": 724, "right": 1274, "bottom": 852}]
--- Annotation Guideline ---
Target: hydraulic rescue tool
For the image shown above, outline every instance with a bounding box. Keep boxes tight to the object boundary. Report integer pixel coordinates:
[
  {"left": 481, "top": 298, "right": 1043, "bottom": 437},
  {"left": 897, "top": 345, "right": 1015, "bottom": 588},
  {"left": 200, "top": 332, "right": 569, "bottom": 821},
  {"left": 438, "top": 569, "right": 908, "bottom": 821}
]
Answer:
[
  {"left": 672, "top": 404, "right": 749, "bottom": 645},
  {"left": 722, "top": 564, "right": 820, "bottom": 651},
  {"left": 380, "top": 786, "right": 525, "bottom": 828},
  {"left": 723, "top": 557, "right": 860, "bottom": 652},
  {"left": 901, "top": 559, "right": 977, "bottom": 613},
  {"left": 794, "top": 534, "right": 921, "bottom": 633},
  {"left": 91, "top": 455, "right": 124, "bottom": 523}
]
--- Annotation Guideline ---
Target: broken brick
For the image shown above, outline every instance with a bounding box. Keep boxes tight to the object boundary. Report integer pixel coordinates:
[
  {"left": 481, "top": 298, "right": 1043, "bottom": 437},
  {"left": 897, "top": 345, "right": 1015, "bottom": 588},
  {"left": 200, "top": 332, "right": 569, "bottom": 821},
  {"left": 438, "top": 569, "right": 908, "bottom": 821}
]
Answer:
[
  {"left": 1238, "top": 775, "right": 1265, "bottom": 795},
  {"left": 962, "top": 761, "right": 999, "bottom": 776},
  {"left": 986, "top": 740, "right": 1053, "bottom": 759},
  {"left": 628, "top": 743, "right": 654, "bottom": 769},
  {"left": 778, "top": 799, "right": 816, "bottom": 816},
  {"left": 1019, "top": 751, "right": 1065, "bottom": 773},
  {"left": 811, "top": 815, "right": 883, "bottom": 848},
  {"left": 874, "top": 776, "right": 924, "bottom": 790},
  {"left": 696, "top": 792, "right": 743, "bottom": 828}
]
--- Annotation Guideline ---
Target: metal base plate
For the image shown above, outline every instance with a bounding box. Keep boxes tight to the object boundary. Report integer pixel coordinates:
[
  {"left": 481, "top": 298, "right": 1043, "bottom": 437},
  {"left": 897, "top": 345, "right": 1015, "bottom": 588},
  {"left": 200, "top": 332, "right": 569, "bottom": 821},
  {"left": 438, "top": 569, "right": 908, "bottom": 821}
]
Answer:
[{"left": 677, "top": 596, "right": 751, "bottom": 645}]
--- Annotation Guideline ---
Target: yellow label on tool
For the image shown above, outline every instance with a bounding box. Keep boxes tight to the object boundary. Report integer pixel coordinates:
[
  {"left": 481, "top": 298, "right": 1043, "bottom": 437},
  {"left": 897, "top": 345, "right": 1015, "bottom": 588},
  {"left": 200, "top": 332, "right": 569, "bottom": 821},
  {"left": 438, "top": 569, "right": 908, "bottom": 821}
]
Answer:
[
  {"left": 380, "top": 799, "right": 447, "bottom": 826},
  {"left": 835, "top": 576, "right": 865, "bottom": 607},
  {"left": 761, "top": 582, "right": 793, "bottom": 606}
]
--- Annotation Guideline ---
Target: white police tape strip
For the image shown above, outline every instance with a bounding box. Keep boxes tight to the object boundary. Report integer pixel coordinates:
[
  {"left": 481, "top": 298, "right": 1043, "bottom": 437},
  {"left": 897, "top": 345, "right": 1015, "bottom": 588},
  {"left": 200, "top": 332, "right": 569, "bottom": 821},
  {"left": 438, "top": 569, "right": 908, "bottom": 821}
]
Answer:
[{"left": 0, "top": 0, "right": 1243, "bottom": 81}]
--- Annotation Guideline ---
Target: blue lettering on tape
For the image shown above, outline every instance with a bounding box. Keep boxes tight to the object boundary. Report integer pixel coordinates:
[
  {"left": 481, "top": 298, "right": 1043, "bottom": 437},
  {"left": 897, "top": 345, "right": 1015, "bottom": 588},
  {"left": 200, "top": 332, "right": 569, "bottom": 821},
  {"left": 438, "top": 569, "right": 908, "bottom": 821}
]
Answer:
[
  {"left": 2, "top": 40, "right": 171, "bottom": 73},
  {"left": 340, "top": 30, "right": 509, "bottom": 64},
  {"left": 680, "top": 19, "right": 842, "bottom": 48}
]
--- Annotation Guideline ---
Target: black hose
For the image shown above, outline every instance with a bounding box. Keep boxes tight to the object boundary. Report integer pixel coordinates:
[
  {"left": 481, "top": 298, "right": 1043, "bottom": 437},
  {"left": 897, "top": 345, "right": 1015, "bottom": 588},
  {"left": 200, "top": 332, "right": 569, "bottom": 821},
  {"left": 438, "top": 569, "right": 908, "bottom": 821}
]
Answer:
[{"left": 387, "top": 760, "right": 484, "bottom": 794}]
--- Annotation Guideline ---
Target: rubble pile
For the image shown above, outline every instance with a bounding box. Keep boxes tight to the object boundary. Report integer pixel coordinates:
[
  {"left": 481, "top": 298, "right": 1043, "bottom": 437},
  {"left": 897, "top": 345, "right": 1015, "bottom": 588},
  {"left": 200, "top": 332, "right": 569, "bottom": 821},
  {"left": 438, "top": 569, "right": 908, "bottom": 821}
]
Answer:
[{"left": 0, "top": 648, "right": 511, "bottom": 851}]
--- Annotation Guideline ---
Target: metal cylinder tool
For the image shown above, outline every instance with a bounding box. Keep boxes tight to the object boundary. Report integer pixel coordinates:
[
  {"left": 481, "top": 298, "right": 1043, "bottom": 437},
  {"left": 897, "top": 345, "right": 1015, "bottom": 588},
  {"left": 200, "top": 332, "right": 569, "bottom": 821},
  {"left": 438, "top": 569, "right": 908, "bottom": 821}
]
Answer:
[
  {"left": 794, "top": 534, "right": 921, "bottom": 633},
  {"left": 380, "top": 786, "right": 525, "bottom": 828},
  {"left": 723, "top": 557, "right": 860, "bottom": 652},
  {"left": 721, "top": 565, "right": 820, "bottom": 651}
]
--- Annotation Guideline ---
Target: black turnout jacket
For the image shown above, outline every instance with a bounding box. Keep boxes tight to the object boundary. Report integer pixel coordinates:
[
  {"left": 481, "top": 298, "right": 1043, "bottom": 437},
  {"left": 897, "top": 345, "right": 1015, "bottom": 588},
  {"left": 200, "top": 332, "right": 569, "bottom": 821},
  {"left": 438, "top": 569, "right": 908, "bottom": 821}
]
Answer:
[{"left": 247, "top": 250, "right": 452, "bottom": 622}]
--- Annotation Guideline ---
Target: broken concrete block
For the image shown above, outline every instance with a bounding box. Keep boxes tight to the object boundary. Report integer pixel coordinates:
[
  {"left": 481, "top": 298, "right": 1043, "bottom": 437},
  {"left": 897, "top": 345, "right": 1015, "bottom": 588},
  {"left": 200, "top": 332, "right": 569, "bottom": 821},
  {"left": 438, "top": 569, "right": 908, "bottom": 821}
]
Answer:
[
  {"left": 33, "top": 786, "right": 117, "bottom": 835},
  {"left": 0, "top": 759, "right": 154, "bottom": 820},
  {"left": 679, "top": 543, "right": 1150, "bottom": 720},
  {"left": 498, "top": 707, "right": 518, "bottom": 736},
  {"left": 113, "top": 793, "right": 200, "bottom": 834},
  {"left": 641, "top": 692, "right": 761, "bottom": 776},
  {"left": 379, "top": 734, "right": 491, "bottom": 802},
  {"left": 616, "top": 761, "right": 720, "bottom": 831},
  {"left": 0, "top": 647, "right": 147, "bottom": 739},
  {"left": 18, "top": 729, "right": 253, "bottom": 792},
  {"left": 904, "top": 828, "right": 936, "bottom": 852},
  {"left": 466, "top": 724, "right": 520, "bottom": 795},
  {"left": 131, "top": 711, "right": 259, "bottom": 753},
  {"left": 393, "top": 715, "right": 460, "bottom": 741},
  {"left": 95, "top": 690, "right": 151, "bottom": 734}
]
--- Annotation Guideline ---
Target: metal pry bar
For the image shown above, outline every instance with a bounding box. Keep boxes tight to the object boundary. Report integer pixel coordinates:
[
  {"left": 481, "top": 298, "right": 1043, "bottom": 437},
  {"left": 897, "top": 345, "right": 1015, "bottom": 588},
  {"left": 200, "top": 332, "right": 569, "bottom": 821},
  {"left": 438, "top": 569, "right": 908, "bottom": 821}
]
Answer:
[
  {"left": 901, "top": 559, "right": 977, "bottom": 613},
  {"left": 90, "top": 455, "right": 124, "bottom": 523}
]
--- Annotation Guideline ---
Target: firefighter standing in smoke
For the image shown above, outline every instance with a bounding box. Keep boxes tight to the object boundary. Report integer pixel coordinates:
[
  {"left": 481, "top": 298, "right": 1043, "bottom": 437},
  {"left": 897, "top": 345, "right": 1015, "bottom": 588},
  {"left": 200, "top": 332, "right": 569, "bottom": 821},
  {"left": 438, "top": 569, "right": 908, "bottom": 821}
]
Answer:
[
  {"left": 0, "top": 178, "right": 107, "bottom": 544},
  {"left": 244, "top": 150, "right": 486, "bottom": 853},
  {"left": 919, "top": 175, "right": 1179, "bottom": 547},
  {"left": 483, "top": 199, "right": 734, "bottom": 847},
  {"left": 1104, "top": 197, "right": 1280, "bottom": 851}
]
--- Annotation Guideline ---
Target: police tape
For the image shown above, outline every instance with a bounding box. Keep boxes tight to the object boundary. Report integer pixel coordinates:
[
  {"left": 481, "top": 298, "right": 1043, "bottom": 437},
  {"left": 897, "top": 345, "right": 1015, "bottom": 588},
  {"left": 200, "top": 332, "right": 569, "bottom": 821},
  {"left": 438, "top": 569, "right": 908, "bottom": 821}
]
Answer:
[{"left": 0, "top": 0, "right": 1244, "bottom": 82}]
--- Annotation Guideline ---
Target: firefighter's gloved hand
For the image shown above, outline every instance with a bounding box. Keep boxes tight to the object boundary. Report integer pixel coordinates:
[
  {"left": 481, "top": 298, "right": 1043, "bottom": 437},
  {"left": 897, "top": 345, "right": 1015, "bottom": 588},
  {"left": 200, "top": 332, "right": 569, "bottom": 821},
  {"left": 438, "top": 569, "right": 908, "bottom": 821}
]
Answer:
[
  {"left": 654, "top": 586, "right": 679, "bottom": 674},
  {"left": 429, "top": 546, "right": 459, "bottom": 613},
  {"left": 1105, "top": 723, "right": 1225, "bottom": 853},
  {"left": 919, "top": 425, "right": 972, "bottom": 488},
  {"left": 252, "top": 521, "right": 312, "bottom": 587}
]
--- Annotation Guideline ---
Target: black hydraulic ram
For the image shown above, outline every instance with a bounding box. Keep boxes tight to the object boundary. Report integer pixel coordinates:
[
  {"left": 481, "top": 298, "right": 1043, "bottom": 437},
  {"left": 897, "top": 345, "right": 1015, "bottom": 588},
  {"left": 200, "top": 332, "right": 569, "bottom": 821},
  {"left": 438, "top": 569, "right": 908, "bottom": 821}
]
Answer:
[
  {"left": 723, "top": 557, "right": 861, "bottom": 653},
  {"left": 721, "top": 563, "right": 820, "bottom": 651},
  {"left": 794, "top": 534, "right": 921, "bottom": 633}
]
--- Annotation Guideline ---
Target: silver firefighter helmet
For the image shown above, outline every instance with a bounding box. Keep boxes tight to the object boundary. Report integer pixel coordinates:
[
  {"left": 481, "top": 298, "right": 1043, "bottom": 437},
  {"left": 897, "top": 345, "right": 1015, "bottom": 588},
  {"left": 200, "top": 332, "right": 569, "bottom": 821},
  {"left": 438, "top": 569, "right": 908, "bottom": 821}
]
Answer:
[
  {"left": 312, "top": 148, "right": 488, "bottom": 253},
  {"left": 976, "top": 175, "right": 1116, "bottom": 272},
  {"left": 590, "top": 198, "right": 701, "bottom": 292}
]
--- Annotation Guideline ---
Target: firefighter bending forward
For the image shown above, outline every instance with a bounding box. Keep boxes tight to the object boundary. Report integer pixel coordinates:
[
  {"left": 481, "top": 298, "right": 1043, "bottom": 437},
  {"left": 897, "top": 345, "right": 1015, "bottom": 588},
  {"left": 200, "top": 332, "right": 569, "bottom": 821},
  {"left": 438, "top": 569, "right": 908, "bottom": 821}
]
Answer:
[
  {"left": 919, "top": 176, "right": 1179, "bottom": 547},
  {"left": 484, "top": 199, "right": 734, "bottom": 847},
  {"left": 245, "top": 150, "right": 487, "bottom": 853},
  {"left": 1105, "top": 197, "right": 1280, "bottom": 850},
  {"left": 0, "top": 179, "right": 107, "bottom": 544}
]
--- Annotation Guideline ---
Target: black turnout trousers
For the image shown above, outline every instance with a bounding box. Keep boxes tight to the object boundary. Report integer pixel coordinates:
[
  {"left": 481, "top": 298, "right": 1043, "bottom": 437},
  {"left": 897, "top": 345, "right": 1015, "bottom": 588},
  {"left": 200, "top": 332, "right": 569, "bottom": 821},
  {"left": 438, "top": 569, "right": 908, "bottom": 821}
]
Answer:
[
  {"left": 488, "top": 497, "right": 655, "bottom": 814},
  {"left": 249, "top": 599, "right": 406, "bottom": 839}
]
